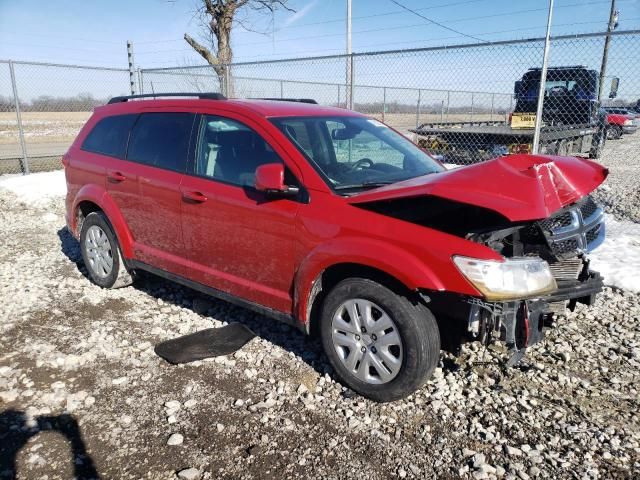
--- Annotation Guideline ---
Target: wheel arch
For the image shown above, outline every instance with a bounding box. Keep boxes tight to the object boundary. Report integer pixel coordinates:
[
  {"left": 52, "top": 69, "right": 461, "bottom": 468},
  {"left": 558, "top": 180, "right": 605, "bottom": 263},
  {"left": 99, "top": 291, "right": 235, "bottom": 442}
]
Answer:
[
  {"left": 304, "top": 262, "right": 428, "bottom": 337},
  {"left": 72, "top": 185, "right": 134, "bottom": 258},
  {"left": 294, "top": 239, "right": 445, "bottom": 336}
]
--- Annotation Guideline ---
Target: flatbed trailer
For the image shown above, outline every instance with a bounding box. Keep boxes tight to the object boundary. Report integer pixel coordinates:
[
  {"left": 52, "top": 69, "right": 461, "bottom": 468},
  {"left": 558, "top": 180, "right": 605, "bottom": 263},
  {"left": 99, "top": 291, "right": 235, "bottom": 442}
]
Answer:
[{"left": 410, "top": 120, "right": 604, "bottom": 165}]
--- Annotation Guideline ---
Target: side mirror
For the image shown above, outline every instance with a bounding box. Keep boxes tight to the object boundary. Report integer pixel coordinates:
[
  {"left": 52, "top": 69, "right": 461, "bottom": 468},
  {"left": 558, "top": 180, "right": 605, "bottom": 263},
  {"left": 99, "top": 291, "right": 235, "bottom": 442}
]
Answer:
[
  {"left": 609, "top": 77, "right": 620, "bottom": 99},
  {"left": 514, "top": 80, "right": 523, "bottom": 97},
  {"left": 255, "top": 163, "right": 299, "bottom": 196},
  {"left": 331, "top": 127, "right": 359, "bottom": 141}
]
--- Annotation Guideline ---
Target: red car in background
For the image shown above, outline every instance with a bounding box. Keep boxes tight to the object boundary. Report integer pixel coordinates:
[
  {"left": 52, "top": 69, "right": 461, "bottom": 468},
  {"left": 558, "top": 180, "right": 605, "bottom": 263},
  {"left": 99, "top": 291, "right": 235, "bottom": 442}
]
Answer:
[
  {"left": 64, "top": 93, "right": 608, "bottom": 401},
  {"left": 604, "top": 108, "right": 639, "bottom": 139}
]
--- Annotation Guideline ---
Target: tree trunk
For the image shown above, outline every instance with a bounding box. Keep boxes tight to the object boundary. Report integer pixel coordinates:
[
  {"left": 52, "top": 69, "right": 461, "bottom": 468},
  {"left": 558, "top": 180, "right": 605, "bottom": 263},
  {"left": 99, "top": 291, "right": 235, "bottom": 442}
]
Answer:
[{"left": 185, "top": 1, "right": 292, "bottom": 97}]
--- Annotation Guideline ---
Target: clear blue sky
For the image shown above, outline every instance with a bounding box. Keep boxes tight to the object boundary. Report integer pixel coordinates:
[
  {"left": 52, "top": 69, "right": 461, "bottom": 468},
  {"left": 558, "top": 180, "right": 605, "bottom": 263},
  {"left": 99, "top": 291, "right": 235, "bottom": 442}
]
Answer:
[{"left": 1, "top": 0, "right": 639, "bottom": 68}]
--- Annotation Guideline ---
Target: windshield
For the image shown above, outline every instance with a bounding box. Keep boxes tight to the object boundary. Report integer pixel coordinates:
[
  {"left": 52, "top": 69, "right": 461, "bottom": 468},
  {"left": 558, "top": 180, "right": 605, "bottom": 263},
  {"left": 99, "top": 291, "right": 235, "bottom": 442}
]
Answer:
[{"left": 272, "top": 116, "right": 443, "bottom": 192}]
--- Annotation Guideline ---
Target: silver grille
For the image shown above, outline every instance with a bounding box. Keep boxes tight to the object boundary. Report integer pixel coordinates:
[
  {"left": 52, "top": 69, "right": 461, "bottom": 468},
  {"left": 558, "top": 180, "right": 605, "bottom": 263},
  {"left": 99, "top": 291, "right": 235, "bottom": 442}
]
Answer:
[{"left": 541, "top": 196, "right": 605, "bottom": 257}]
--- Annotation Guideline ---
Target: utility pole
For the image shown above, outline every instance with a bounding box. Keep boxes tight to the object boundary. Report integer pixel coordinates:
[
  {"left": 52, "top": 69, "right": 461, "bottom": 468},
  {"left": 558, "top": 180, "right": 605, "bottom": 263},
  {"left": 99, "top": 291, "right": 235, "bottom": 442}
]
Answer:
[
  {"left": 127, "top": 40, "right": 137, "bottom": 95},
  {"left": 598, "top": 0, "right": 618, "bottom": 101},
  {"left": 345, "top": 0, "right": 353, "bottom": 109},
  {"left": 531, "top": 0, "right": 554, "bottom": 154}
]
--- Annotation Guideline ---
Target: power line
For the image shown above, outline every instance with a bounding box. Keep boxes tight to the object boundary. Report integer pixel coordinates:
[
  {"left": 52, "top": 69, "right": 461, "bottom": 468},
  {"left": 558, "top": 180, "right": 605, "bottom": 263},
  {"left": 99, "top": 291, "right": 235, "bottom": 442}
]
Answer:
[
  {"left": 134, "top": 0, "right": 488, "bottom": 44},
  {"left": 137, "top": 0, "right": 623, "bottom": 52},
  {"left": 136, "top": 18, "right": 640, "bottom": 65},
  {"left": 132, "top": 0, "right": 635, "bottom": 49},
  {"left": 387, "top": 0, "right": 488, "bottom": 43}
]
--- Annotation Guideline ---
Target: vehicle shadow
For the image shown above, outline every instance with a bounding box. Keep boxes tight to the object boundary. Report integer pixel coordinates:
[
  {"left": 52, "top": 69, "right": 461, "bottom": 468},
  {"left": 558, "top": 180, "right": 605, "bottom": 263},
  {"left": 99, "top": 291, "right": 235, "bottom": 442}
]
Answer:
[
  {"left": 56, "top": 227, "right": 330, "bottom": 379},
  {"left": 57, "top": 227, "right": 90, "bottom": 280},
  {"left": 0, "top": 409, "right": 100, "bottom": 480}
]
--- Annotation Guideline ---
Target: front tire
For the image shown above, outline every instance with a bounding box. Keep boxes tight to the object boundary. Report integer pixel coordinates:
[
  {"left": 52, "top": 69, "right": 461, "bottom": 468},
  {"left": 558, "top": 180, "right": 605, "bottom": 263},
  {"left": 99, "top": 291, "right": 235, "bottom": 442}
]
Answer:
[
  {"left": 589, "top": 130, "right": 606, "bottom": 159},
  {"left": 319, "top": 278, "right": 440, "bottom": 402},
  {"left": 80, "top": 211, "right": 134, "bottom": 289}
]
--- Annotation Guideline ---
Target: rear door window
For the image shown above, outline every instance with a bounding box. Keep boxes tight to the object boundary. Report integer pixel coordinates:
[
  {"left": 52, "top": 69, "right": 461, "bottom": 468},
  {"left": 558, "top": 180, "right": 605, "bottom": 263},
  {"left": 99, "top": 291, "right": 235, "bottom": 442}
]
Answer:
[
  {"left": 127, "top": 113, "right": 195, "bottom": 172},
  {"left": 81, "top": 114, "right": 137, "bottom": 158}
]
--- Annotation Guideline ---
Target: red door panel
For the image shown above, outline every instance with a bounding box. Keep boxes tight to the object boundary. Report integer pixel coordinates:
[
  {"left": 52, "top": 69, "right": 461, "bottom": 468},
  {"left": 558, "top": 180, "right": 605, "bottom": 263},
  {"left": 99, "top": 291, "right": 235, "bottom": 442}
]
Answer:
[
  {"left": 105, "top": 158, "right": 186, "bottom": 275},
  {"left": 134, "top": 165, "right": 187, "bottom": 275},
  {"left": 181, "top": 176, "right": 298, "bottom": 314},
  {"left": 105, "top": 156, "right": 140, "bottom": 242}
]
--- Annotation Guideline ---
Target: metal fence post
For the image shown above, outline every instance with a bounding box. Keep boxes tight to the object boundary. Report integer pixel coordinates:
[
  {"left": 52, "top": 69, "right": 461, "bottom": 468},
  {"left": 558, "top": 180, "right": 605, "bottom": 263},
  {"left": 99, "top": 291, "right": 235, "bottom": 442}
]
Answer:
[
  {"left": 8, "top": 60, "right": 29, "bottom": 175},
  {"left": 509, "top": 94, "right": 514, "bottom": 123},
  {"left": 416, "top": 89, "right": 421, "bottom": 127},
  {"left": 532, "top": 0, "right": 554, "bottom": 154},
  {"left": 337, "top": 84, "right": 341, "bottom": 107},
  {"left": 348, "top": 54, "right": 354, "bottom": 110},
  {"left": 470, "top": 92, "right": 474, "bottom": 121},
  {"left": 382, "top": 87, "right": 386, "bottom": 122},
  {"left": 490, "top": 93, "right": 495, "bottom": 120},
  {"left": 224, "top": 65, "right": 231, "bottom": 97},
  {"left": 137, "top": 68, "right": 143, "bottom": 94},
  {"left": 127, "top": 40, "right": 136, "bottom": 95},
  {"left": 446, "top": 91, "right": 450, "bottom": 120},
  {"left": 441, "top": 100, "right": 445, "bottom": 122},
  {"left": 280, "top": 80, "right": 284, "bottom": 98}
]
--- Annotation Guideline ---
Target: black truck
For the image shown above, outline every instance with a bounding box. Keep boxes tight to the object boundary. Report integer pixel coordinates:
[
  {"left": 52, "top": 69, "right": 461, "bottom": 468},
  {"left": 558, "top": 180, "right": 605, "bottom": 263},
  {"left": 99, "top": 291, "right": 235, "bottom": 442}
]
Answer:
[{"left": 411, "top": 66, "right": 613, "bottom": 164}]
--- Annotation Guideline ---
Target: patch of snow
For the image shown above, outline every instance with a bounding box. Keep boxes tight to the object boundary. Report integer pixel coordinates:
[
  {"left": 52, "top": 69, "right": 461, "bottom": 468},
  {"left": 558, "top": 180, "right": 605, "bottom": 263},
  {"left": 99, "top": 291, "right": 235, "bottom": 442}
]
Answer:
[
  {"left": 589, "top": 214, "right": 640, "bottom": 293},
  {"left": 443, "top": 163, "right": 463, "bottom": 170},
  {"left": 0, "top": 170, "right": 66, "bottom": 208}
]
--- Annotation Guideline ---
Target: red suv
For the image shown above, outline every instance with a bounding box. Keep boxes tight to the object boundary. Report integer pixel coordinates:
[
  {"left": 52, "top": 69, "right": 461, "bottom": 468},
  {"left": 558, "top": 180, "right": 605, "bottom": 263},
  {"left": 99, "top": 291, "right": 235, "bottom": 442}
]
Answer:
[{"left": 64, "top": 93, "right": 608, "bottom": 401}]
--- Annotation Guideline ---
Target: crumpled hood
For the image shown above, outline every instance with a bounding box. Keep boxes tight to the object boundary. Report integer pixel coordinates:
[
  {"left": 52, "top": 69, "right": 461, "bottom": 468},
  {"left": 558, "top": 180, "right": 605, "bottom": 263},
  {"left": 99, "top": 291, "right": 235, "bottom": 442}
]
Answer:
[{"left": 347, "top": 154, "right": 608, "bottom": 222}]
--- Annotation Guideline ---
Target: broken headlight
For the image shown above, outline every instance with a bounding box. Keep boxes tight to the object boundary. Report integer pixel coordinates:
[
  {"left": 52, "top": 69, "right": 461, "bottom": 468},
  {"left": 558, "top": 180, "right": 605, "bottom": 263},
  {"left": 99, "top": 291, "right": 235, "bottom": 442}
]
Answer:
[{"left": 453, "top": 256, "right": 557, "bottom": 301}]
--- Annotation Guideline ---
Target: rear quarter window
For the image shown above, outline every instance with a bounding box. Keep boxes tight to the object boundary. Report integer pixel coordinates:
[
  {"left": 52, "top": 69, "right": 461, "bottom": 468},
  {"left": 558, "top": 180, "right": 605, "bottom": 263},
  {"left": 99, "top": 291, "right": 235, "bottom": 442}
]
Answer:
[
  {"left": 127, "top": 113, "right": 195, "bottom": 172},
  {"left": 81, "top": 114, "right": 137, "bottom": 158}
]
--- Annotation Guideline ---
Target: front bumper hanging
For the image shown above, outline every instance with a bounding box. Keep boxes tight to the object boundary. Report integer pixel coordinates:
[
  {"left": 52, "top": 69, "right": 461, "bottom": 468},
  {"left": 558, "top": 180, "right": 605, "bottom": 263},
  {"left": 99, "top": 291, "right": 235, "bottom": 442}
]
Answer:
[{"left": 465, "top": 269, "right": 603, "bottom": 366}]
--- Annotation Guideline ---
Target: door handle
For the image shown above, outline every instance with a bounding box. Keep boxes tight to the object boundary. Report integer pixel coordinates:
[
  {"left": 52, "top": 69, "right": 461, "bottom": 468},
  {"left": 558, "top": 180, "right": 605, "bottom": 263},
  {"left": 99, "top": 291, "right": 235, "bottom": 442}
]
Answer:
[
  {"left": 182, "top": 191, "right": 208, "bottom": 203},
  {"left": 107, "top": 171, "right": 126, "bottom": 182}
]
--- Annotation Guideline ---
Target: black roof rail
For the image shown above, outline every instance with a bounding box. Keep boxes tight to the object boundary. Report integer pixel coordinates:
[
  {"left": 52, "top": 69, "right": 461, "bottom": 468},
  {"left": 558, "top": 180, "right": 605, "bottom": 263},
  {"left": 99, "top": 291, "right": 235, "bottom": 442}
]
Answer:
[
  {"left": 107, "top": 92, "right": 226, "bottom": 104},
  {"left": 252, "top": 98, "right": 318, "bottom": 104}
]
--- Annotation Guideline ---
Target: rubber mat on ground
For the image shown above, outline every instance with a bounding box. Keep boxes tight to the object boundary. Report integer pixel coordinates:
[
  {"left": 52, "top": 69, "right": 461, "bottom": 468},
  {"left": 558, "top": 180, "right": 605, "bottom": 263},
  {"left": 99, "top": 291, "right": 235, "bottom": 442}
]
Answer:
[{"left": 154, "top": 323, "right": 256, "bottom": 364}]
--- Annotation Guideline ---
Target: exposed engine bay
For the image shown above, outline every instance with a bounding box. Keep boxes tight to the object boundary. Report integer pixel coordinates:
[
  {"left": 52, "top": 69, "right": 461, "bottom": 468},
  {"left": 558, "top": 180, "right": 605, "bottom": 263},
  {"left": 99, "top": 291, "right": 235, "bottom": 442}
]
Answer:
[{"left": 358, "top": 193, "right": 606, "bottom": 364}]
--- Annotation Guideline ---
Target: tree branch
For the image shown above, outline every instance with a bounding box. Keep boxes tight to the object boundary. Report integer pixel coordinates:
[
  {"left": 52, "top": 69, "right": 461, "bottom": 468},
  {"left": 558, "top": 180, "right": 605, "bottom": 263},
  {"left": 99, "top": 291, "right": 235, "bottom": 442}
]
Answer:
[{"left": 184, "top": 33, "right": 224, "bottom": 75}]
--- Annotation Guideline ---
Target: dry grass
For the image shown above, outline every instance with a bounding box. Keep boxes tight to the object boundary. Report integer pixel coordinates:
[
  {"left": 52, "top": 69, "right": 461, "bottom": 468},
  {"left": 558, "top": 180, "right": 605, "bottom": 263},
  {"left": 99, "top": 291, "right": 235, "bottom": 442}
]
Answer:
[
  {"left": 0, "top": 111, "right": 507, "bottom": 146},
  {"left": 0, "top": 112, "right": 91, "bottom": 145}
]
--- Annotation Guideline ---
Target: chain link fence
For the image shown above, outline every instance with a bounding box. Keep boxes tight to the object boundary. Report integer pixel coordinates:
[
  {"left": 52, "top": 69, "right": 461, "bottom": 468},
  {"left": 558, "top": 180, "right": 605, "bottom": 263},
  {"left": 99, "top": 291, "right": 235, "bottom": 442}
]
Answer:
[
  {"left": 2, "top": 29, "right": 640, "bottom": 174},
  {"left": 142, "top": 30, "right": 640, "bottom": 166},
  {"left": 0, "top": 60, "right": 130, "bottom": 174}
]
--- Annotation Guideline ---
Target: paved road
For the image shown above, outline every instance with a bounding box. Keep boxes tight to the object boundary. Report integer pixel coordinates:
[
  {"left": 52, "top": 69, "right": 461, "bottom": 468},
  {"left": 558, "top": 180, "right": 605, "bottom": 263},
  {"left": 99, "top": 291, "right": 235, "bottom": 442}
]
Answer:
[{"left": 0, "top": 141, "right": 69, "bottom": 160}]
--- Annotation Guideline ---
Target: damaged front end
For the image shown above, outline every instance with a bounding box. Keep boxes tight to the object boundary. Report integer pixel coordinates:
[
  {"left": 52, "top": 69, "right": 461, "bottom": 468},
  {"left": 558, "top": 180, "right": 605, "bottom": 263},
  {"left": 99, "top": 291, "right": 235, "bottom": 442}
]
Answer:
[
  {"left": 351, "top": 155, "right": 608, "bottom": 366},
  {"left": 431, "top": 194, "right": 605, "bottom": 365}
]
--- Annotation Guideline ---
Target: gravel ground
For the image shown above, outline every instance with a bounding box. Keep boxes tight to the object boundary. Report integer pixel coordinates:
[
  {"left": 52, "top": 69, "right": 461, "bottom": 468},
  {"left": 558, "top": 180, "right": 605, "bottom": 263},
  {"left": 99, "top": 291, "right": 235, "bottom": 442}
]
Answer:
[
  {"left": 1, "top": 136, "right": 640, "bottom": 480},
  {"left": 592, "top": 134, "right": 640, "bottom": 223}
]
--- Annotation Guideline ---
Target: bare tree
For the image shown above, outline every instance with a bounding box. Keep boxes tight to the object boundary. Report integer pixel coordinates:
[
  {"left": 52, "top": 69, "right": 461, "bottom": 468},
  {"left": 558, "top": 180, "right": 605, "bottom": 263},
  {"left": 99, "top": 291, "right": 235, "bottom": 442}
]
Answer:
[{"left": 184, "top": 0, "right": 293, "bottom": 96}]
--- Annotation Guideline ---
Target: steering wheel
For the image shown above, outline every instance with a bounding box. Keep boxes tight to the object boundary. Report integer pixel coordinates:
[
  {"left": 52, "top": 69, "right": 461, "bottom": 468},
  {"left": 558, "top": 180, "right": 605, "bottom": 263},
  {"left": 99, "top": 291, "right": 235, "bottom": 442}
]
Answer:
[
  {"left": 548, "top": 85, "right": 569, "bottom": 96},
  {"left": 350, "top": 158, "right": 374, "bottom": 170}
]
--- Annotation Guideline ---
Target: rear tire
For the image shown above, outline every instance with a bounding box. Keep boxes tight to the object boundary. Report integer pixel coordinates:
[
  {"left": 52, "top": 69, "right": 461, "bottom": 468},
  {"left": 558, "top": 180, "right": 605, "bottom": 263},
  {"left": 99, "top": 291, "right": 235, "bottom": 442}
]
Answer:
[
  {"left": 608, "top": 125, "right": 622, "bottom": 140},
  {"left": 80, "top": 211, "right": 134, "bottom": 289},
  {"left": 319, "top": 278, "right": 440, "bottom": 402},
  {"left": 556, "top": 139, "right": 569, "bottom": 156}
]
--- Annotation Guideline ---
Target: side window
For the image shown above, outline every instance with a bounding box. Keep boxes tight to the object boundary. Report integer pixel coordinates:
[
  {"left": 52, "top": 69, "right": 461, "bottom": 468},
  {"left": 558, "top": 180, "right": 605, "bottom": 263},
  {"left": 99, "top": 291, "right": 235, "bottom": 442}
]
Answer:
[
  {"left": 127, "top": 113, "right": 194, "bottom": 172},
  {"left": 81, "top": 114, "right": 137, "bottom": 158},
  {"left": 279, "top": 121, "right": 315, "bottom": 160},
  {"left": 195, "top": 115, "right": 282, "bottom": 187}
]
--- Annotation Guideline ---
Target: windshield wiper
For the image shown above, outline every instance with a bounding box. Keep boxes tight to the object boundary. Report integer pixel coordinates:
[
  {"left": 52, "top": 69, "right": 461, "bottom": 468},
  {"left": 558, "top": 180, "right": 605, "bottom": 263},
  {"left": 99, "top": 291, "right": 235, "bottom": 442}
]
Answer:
[{"left": 334, "top": 180, "right": 396, "bottom": 191}]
